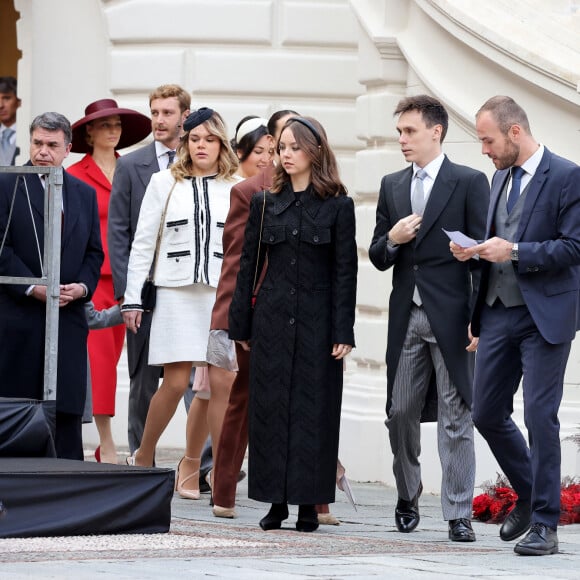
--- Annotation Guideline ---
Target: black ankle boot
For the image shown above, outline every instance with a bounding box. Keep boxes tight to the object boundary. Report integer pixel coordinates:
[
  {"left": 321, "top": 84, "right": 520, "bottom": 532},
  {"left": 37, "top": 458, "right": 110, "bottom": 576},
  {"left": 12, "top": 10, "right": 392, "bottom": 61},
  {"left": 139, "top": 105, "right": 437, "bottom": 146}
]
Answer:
[
  {"left": 296, "top": 504, "right": 319, "bottom": 532},
  {"left": 259, "top": 502, "right": 289, "bottom": 531}
]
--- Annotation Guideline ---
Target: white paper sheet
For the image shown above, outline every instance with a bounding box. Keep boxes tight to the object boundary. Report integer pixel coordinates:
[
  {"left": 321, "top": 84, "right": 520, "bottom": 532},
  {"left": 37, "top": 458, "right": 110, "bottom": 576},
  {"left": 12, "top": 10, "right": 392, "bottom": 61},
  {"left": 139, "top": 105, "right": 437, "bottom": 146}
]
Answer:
[{"left": 442, "top": 228, "right": 478, "bottom": 248}]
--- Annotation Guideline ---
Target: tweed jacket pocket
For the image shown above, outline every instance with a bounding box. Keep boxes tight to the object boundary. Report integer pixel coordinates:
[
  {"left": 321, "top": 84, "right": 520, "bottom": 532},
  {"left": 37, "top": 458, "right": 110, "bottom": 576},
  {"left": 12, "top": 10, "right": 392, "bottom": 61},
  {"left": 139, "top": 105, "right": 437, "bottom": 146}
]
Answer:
[
  {"left": 165, "top": 250, "right": 192, "bottom": 281},
  {"left": 165, "top": 219, "right": 190, "bottom": 245}
]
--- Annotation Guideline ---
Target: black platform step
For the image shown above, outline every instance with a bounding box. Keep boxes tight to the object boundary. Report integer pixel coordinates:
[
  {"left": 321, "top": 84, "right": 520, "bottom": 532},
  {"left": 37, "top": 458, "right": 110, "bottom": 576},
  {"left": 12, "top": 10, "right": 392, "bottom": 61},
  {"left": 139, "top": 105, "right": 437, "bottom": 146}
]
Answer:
[{"left": 0, "top": 458, "right": 175, "bottom": 538}]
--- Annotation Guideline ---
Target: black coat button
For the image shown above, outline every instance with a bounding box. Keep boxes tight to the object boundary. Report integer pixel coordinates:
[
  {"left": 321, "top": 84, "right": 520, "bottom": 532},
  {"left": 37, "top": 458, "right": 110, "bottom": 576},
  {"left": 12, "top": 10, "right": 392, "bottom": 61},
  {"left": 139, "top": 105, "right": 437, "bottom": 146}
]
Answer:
[{"left": 292, "top": 229, "right": 298, "bottom": 236}]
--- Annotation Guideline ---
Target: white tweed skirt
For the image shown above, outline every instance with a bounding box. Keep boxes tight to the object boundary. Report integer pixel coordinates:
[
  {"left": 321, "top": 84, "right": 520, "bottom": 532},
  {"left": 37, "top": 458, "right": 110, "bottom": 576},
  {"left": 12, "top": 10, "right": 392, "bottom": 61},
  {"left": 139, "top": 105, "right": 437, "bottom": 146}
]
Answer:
[{"left": 149, "top": 283, "right": 216, "bottom": 366}]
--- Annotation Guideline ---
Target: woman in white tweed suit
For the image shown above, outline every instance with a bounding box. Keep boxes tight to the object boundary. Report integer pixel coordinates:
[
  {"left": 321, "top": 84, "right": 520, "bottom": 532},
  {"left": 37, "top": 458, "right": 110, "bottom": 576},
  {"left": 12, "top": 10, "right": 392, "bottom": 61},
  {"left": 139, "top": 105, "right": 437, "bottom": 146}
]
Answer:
[{"left": 122, "top": 108, "right": 241, "bottom": 478}]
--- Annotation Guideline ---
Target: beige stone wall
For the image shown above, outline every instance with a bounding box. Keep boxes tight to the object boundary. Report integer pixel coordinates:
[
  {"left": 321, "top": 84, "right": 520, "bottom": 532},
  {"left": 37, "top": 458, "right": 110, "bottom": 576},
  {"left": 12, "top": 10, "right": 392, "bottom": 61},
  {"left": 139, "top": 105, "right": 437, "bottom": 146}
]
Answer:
[{"left": 16, "top": 0, "right": 364, "bottom": 184}]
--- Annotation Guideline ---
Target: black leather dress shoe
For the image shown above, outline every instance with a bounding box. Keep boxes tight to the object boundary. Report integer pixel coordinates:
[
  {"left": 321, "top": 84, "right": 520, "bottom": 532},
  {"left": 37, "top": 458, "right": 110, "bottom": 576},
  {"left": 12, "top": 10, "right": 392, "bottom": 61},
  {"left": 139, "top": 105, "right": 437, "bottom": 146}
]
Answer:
[
  {"left": 395, "top": 482, "right": 422, "bottom": 533},
  {"left": 448, "top": 518, "right": 476, "bottom": 542},
  {"left": 514, "top": 523, "right": 558, "bottom": 555},
  {"left": 500, "top": 501, "right": 531, "bottom": 541}
]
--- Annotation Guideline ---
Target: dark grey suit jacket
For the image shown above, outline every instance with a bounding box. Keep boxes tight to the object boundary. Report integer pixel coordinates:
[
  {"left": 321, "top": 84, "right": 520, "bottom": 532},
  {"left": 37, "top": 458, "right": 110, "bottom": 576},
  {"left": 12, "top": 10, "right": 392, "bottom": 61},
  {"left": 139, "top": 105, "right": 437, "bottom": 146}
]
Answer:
[
  {"left": 108, "top": 142, "right": 159, "bottom": 376},
  {"left": 108, "top": 142, "right": 159, "bottom": 300},
  {"left": 369, "top": 156, "right": 489, "bottom": 417}
]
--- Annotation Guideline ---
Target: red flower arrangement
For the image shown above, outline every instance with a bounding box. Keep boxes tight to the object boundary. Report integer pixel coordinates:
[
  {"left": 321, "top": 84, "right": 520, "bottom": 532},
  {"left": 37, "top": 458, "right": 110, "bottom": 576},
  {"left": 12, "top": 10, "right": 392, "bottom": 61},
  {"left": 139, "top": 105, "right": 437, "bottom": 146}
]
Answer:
[{"left": 472, "top": 474, "right": 580, "bottom": 525}]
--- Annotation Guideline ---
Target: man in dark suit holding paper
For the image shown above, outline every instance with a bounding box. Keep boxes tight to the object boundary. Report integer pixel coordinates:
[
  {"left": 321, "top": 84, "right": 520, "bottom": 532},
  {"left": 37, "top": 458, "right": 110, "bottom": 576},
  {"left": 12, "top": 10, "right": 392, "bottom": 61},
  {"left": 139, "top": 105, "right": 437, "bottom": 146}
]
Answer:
[
  {"left": 451, "top": 95, "right": 580, "bottom": 555},
  {"left": 369, "top": 95, "right": 489, "bottom": 541}
]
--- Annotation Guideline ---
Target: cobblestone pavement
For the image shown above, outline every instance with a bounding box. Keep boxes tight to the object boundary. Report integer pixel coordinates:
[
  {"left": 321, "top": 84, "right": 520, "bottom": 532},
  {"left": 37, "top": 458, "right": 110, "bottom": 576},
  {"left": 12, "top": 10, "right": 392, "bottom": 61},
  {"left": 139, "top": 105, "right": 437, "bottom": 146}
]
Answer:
[{"left": 1, "top": 448, "right": 578, "bottom": 579}]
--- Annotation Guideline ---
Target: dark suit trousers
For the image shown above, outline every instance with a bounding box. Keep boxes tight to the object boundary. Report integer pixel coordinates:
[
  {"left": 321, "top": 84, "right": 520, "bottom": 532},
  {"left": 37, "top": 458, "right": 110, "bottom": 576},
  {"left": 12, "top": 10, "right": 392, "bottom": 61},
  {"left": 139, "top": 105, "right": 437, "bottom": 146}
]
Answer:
[
  {"left": 55, "top": 412, "right": 83, "bottom": 460},
  {"left": 126, "top": 311, "right": 162, "bottom": 454},
  {"left": 212, "top": 343, "right": 250, "bottom": 508},
  {"left": 472, "top": 302, "right": 570, "bottom": 529}
]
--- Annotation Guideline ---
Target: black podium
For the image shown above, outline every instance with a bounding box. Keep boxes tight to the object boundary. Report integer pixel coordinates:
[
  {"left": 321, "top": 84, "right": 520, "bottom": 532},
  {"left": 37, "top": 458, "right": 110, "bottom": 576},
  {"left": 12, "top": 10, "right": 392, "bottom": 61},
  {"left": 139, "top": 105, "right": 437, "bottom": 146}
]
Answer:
[{"left": 0, "top": 458, "right": 175, "bottom": 538}]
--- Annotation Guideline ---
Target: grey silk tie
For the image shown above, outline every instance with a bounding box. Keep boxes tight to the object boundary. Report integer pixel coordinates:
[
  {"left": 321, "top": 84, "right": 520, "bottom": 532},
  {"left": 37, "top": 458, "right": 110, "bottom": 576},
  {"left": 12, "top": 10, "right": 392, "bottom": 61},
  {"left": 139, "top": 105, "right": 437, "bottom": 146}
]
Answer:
[
  {"left": 0, "top": 128, "right": 15, "bottom": 165},
  {"left": 411, "top": 168, "right": 428, "bottom": 306},
  {"left": 411, "top": 168, "right": 428, "bottom": 216},
  {"left": 167, "top": 150, "right": 176, "bottom": 167}
]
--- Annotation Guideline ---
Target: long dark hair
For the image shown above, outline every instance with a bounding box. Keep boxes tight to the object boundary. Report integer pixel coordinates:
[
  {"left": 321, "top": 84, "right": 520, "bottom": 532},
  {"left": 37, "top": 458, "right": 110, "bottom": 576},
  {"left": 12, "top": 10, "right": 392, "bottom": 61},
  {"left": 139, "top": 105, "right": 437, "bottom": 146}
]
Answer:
[{"left": 271, "top": 116, "right": 347, "bottom": 199}]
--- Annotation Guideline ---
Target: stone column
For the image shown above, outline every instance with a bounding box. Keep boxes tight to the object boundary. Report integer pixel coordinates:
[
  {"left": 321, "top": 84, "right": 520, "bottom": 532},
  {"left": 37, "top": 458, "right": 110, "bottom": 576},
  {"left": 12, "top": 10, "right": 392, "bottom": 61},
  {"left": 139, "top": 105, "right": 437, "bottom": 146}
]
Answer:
[{"left": 340, "top": 0, "right": 411, "bottom": 483}]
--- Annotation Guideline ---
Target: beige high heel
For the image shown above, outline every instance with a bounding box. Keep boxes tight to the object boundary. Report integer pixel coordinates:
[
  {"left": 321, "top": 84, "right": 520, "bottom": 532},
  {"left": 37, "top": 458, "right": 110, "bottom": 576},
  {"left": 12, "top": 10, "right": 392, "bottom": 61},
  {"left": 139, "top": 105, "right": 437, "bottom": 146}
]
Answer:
[
  {"left": 213, "top": 505, "right": 236, "bottom": 518},
  {"left": 318, "top": 512, "right": 340, "bottom": 525},
  {"left": 176, "top": 456, "right": 201, "bottom": 500}
]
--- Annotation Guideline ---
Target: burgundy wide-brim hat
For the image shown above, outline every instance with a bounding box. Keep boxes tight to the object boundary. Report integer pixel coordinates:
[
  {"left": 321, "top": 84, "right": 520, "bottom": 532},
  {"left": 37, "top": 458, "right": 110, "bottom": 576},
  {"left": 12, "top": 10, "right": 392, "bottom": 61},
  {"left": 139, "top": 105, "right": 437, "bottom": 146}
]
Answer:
[{"left": 71, "top": 98, "right": 151, "bottom": 153}]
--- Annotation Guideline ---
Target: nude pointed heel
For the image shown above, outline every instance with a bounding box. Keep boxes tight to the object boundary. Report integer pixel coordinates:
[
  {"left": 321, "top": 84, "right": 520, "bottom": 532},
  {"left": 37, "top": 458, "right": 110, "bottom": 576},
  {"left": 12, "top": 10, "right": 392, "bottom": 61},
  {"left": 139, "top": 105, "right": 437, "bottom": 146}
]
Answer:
[{"left": 176, "top": 456, "right": 201, "bottom": 500}]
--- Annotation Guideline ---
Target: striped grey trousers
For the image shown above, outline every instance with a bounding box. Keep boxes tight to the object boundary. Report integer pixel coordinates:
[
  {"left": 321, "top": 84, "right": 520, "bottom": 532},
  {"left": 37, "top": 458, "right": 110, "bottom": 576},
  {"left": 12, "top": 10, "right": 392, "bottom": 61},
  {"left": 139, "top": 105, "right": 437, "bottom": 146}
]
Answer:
[{"left": 386, "top": 305, "right": 475, "bottom": 520}]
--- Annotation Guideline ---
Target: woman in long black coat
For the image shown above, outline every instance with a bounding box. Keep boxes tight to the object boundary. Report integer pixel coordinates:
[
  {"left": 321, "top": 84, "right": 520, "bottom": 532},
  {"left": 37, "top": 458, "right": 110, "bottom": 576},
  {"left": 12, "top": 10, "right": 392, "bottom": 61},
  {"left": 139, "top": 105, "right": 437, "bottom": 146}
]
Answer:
[{"left": 229, "top": 116, "right": 357, "bottom": 532}]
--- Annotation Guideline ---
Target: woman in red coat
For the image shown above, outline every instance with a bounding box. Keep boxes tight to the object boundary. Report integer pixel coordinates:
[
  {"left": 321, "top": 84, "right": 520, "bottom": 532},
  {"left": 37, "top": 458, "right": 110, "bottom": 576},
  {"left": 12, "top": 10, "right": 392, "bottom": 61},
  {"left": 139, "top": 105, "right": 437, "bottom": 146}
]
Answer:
[{"left": 68, "top": 99, "right": 150, "bottom": 463}]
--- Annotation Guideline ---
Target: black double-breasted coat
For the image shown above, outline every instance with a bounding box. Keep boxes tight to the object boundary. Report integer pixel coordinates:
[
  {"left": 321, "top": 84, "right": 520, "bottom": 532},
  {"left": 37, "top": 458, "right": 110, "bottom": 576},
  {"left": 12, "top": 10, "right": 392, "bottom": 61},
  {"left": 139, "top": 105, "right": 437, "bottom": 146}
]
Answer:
[{"left": 229, "top": 184, "right": 357, "bottom": 505}]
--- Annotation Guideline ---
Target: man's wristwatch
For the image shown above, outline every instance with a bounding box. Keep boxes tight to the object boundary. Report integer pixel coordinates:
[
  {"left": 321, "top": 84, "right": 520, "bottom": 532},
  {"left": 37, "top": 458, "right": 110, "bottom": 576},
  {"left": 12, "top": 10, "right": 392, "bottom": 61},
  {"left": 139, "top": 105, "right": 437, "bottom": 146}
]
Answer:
[
  {"left": 387, "top": 234, "right": 399, "bottom": 249},
  {"left": 510, "top": 243, "right": 519, "bottom": 262}
]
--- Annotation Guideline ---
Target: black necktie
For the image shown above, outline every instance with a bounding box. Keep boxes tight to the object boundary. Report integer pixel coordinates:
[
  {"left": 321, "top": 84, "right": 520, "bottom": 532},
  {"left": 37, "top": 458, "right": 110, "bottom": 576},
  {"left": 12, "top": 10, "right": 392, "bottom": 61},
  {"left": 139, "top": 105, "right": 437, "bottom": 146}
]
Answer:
[
  {"left": 507, "top": 166, "right": 525, "bottom": 214},
  {"left": 167, "top": 150, "right": 176, "bottom": 167}
]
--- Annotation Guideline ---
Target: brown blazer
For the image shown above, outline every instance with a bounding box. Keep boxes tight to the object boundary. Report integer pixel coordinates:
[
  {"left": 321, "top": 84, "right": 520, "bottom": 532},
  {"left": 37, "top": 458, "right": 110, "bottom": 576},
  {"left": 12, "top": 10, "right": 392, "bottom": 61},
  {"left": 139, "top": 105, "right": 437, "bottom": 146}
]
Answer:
[{"left": 210, "top": 164, "right": 275, "bottom": 330}]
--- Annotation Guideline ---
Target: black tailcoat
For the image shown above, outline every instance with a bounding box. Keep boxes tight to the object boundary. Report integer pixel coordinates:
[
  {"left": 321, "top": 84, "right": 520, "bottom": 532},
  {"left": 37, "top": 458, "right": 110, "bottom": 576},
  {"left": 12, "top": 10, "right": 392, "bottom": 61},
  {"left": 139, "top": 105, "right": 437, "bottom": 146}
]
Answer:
[{"left": 369, "top": 157, "right": 489, "bottom": 418}]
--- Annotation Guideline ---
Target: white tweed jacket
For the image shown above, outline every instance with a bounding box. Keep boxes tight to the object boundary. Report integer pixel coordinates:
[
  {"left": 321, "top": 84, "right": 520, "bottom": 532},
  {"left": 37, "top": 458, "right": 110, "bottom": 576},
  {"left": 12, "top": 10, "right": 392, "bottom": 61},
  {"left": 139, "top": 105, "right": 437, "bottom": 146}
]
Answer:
[{"left": 124, "top": 169, "right": 241, "bottom": 307}]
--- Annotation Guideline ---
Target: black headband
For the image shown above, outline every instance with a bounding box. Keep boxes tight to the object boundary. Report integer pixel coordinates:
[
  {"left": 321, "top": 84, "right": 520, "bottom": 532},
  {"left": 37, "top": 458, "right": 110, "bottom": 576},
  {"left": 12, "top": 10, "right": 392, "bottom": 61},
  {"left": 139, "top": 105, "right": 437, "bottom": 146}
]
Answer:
[
  {"left": 289, "top": 117, "right": 322, "bottom": 146},
  {"left": 183, "top": 107, "right": 214, "bottom": 131}
]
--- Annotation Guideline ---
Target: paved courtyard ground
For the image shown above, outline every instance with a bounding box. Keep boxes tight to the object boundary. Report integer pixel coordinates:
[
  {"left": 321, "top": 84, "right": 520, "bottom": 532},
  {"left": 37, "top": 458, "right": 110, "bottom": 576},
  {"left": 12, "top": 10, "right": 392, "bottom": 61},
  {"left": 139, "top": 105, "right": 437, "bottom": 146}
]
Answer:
[{"left": 1, "top": 448, "right": 578, "bottom": 579}]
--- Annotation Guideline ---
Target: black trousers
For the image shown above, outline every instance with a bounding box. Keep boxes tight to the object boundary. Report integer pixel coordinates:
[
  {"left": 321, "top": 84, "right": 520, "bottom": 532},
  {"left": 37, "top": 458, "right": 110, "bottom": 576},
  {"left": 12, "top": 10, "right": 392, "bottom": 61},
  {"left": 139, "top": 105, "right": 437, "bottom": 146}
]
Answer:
[{"left": 55, "top": 411, "right": 84, "bottom": 460}]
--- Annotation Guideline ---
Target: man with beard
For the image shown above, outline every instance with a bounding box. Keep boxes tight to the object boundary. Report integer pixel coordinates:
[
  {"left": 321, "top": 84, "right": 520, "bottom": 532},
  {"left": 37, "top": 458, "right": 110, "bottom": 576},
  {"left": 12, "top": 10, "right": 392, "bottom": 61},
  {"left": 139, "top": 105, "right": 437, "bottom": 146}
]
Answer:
[{"left": 451, "top": 95, "right": 580, "bottom": 555}]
